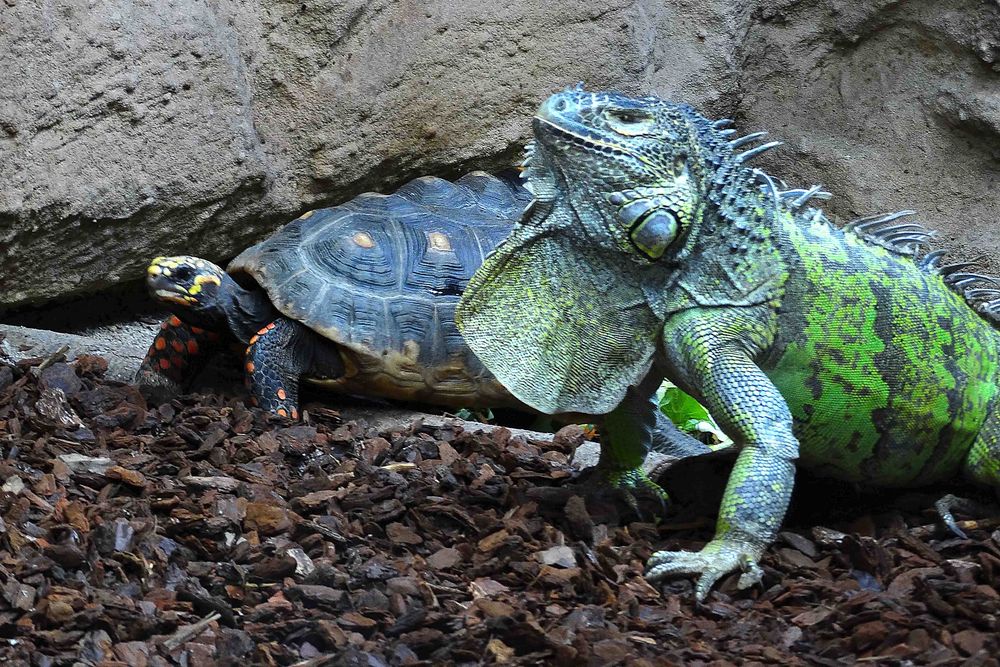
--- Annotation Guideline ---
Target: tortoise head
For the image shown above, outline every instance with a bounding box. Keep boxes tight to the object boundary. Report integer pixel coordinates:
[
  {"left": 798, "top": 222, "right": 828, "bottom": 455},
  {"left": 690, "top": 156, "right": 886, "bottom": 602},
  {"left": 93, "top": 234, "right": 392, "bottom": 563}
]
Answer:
[{"left": 146, "top": 256, "right": 228, "bottom": 328}]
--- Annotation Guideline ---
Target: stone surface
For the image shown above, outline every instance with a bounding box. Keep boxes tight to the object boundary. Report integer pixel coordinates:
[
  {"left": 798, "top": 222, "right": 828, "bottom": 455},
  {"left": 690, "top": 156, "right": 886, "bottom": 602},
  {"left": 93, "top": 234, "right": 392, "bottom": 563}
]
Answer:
[
  {"left": 0, "top": 0, "right": 997, "bottom": 309},
  {"left": 736, "top": 0, "right": 1000, "bottom": 274}
]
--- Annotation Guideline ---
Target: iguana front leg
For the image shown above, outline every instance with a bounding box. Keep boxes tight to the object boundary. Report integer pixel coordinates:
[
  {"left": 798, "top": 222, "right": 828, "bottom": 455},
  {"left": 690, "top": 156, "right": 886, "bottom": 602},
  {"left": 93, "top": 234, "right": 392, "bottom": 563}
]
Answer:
[
  {"left": 645, "top": 307, "right": 798, "bottom": 600},
  {"left": 592, "top": 370, "right": 687, "bottom": 503}
]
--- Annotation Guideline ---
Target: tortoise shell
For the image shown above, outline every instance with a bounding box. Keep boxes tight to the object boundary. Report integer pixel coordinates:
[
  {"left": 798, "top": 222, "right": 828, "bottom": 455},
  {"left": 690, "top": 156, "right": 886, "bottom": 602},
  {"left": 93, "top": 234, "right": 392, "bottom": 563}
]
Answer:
[{"left": 228, "top": 171, "right": 531, "bottom": 407}]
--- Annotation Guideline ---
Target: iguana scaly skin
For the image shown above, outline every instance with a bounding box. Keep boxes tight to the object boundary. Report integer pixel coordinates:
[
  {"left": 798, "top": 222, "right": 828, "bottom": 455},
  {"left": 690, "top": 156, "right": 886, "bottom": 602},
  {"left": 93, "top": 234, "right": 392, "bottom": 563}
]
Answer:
[{"left": 456, "top": 86, "right": 1000, "bottom": 600}]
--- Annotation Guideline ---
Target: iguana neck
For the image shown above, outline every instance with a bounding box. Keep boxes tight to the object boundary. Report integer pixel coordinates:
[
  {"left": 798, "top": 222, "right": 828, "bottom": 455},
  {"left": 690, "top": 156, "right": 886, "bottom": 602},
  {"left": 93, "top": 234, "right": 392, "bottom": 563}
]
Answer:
[{"left": 648, "top": 166, "right": 789, "bottom": 317}]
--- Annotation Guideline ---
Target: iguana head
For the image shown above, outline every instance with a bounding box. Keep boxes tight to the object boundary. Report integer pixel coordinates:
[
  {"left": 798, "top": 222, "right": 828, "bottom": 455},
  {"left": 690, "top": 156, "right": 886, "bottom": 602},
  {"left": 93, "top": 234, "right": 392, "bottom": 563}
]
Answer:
[
  {"left": 458, "top": 87, "right": 783, "bottom": 415},
  {"left": 524, "top": 86, "right": 720, "bottom": 262}
]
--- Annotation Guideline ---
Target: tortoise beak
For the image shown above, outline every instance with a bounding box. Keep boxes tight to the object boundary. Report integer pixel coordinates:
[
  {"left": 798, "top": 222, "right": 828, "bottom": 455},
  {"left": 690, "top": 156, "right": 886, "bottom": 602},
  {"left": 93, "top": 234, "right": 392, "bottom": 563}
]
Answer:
[{"left": 146, "top": 264, "right": 191, "bottom": 304}]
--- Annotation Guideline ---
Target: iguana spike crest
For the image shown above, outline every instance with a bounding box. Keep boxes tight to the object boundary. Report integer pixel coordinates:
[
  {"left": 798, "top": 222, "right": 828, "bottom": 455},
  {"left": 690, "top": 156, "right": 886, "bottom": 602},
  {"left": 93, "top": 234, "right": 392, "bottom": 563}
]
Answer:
[{"left": 733, "top": 141, "right": 783, "bottom": 164}]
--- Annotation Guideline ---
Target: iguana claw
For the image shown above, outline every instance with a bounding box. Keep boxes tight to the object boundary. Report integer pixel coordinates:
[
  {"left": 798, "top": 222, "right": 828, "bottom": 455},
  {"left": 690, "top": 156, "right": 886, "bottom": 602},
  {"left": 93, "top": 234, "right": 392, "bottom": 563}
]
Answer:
[
  {"left": 933, "top": 493, "right": 990, "bottom": 539},
  {"left": 603, "top": 468, "right": 670, "bottom": 511},
  {"left": 645, "top": 538, "right": 765, "bottom": 601},
  {"left": 592, "top": 466, "right": 670, "bottom": 517}
]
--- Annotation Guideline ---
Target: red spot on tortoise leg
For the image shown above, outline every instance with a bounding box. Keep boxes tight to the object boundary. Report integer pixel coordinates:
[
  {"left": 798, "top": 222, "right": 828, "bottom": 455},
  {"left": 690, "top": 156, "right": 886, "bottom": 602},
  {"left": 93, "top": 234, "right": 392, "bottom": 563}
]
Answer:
[
  {"left": 168, "top": 316, "right": 182, "bottom": 327},
  {"left": 277, "top": 388, "right": 286, "bottom": 400},
  {"left": 190, "top": 325, "right": 204, "bottom": 335},
  {"left": 158, "top": 358, "right": 171, "bottom": 370},
  {"left": 171, "top": 340, "right": 185, "bottom": 353},
  {"left": 276, "top": 408, "right": 288, "bottom": 418},
  {"left": 154, "top": 337, "right": 167, "bottom": 351},
  {"left": 186, "top": 340, "right": 199, "bottom": 355},
  {"left": 291, "top": 408, "right": 299, "bottom": 420},
  {"left": 246, "top": 361, "right": 255, "bottom": 374}
]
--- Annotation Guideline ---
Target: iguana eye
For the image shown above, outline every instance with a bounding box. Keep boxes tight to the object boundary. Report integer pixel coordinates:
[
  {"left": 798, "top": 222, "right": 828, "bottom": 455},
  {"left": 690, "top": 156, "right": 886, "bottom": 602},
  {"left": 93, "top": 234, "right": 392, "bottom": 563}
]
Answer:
[
  {"left": 605, "top": 109, "right": 655, "bottom": 135},
  {"left": 607, "top": 109, "right": 647, "bottom": 122}
]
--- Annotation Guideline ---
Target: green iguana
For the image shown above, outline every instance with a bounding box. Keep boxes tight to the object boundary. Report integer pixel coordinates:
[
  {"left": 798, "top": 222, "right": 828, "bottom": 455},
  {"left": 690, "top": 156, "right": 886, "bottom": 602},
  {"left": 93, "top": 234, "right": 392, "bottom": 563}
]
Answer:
[{"left": 455, "top": 85, "right": 1000, "bottom": 600}]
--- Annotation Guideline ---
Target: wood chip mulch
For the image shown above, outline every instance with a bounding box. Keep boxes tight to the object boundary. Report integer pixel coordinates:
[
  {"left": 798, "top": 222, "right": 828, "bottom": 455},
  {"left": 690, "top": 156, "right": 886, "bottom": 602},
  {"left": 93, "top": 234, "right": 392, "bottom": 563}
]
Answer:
[{"left": 0, "top": 350, "right": 998, "bottom": 666}]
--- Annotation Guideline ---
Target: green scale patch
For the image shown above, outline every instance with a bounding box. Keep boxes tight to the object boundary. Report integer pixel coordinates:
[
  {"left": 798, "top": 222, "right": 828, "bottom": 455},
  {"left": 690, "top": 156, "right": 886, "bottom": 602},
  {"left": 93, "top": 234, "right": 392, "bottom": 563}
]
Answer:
[{"left": 765, "top": 215, "right": 1000, "bottom": 486}]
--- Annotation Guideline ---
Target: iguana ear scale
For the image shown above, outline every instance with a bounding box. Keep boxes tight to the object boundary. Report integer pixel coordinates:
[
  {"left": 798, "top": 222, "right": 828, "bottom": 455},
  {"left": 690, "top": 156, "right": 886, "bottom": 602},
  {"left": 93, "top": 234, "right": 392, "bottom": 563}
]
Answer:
[{"left": 629, "top": 210, "right": 679, "bottom": 260}]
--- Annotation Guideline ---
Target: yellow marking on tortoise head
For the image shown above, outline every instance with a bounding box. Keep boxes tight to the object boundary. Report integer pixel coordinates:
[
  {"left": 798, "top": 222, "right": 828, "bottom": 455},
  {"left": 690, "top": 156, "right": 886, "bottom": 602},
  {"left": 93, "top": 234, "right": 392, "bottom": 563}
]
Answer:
[
  {"left": 427, "top": 232, "right": 452, "bottom": 252},
  {"left": 352, "top": 231, "right": 375, "bottom": 249},
  {"left": 192, "top": 274, "right": 221, "bottom": 294}
]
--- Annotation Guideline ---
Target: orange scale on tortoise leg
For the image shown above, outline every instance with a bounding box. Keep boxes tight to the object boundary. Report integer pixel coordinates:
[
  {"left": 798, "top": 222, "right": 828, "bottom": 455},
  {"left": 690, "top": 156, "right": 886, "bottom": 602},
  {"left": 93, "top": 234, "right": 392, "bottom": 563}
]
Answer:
[{"left": 186, "top": 340, "right": 199, "bottom": 355}]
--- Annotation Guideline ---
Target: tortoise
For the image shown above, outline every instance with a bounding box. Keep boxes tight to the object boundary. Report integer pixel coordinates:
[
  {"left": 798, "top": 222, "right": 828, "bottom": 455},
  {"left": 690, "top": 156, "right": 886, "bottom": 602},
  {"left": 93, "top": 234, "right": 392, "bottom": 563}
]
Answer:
[
  {"left": 134, "top": 169, "right": 708, "bottom": 460},
  {"left": 136, "top": 171, "right": 529, "bottom": 419}
]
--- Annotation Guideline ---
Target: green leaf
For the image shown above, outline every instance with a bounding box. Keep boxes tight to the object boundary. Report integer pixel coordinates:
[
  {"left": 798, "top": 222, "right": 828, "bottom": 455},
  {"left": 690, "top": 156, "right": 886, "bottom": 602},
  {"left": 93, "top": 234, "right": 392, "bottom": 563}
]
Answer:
[
  {"left": 657, "top": 381, "right": 733, "bottom": 448},
  {"left": 658, "top": 385, "right": 712, "bottom": 428}
]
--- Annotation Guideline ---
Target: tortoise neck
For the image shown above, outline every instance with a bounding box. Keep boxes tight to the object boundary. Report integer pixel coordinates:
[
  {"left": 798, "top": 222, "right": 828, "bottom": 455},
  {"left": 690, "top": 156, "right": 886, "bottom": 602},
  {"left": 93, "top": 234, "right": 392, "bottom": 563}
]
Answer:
[{"left": 221, "top": 275, "right": 278, "bottom": 342}]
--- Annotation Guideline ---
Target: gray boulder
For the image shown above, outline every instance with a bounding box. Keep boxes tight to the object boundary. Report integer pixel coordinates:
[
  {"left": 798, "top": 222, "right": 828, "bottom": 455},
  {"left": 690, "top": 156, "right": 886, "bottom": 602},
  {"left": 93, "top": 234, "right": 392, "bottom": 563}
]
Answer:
[{"left": 0, "top": 0, "right": 997, "bottom": 309}]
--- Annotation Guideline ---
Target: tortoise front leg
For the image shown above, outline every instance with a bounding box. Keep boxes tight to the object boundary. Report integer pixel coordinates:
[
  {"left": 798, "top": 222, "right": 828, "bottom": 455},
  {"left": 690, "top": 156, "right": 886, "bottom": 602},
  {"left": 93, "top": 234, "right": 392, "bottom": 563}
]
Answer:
[
  {"left": 244, "top": 317, "right": 344, "bottom": 419},
  {"left": 136, "top": 316, "right": 221, "bottom": 399}
]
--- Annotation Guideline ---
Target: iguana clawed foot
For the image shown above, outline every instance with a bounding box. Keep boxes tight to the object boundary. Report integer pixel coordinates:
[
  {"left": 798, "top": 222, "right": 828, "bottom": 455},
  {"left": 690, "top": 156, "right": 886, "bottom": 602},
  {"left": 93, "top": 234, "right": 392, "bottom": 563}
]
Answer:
[
  {"left": 588, "top": 465, "right": 670, "bottom": 519},
  {"left": 645, "top": 538, "right": 766, "bottom": 602},
  {"left": 934, "top": 493, "right": 990, "bottom": 539}
]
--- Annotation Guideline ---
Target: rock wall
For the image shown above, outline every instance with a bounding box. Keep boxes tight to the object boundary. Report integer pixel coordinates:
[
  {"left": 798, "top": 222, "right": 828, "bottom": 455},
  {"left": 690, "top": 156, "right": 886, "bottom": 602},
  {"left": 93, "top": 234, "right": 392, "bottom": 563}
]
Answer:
[{"left": 1, "top": 0, "right": 997, "bottom": 309}]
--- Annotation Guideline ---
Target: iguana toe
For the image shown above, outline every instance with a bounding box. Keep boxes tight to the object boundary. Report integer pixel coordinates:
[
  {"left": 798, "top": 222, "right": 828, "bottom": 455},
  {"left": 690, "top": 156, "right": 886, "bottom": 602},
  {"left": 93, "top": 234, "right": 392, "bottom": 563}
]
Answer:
[
  {"left": 594, "top": 466, "right": 670, "bottom": 517},
  {"left": 645, "top": 539, "right": 764, "bottom": 601}
]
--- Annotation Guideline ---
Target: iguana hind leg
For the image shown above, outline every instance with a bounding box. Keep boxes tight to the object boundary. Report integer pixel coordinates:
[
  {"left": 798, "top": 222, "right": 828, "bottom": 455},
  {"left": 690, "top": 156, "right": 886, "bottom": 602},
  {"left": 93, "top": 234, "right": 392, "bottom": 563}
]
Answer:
[
  {"left": 963, "top": 402, "right": 1000, "bottom": 489},
  {"left": 940, "top": 405, "right": 1000, "bottom": 536}
]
